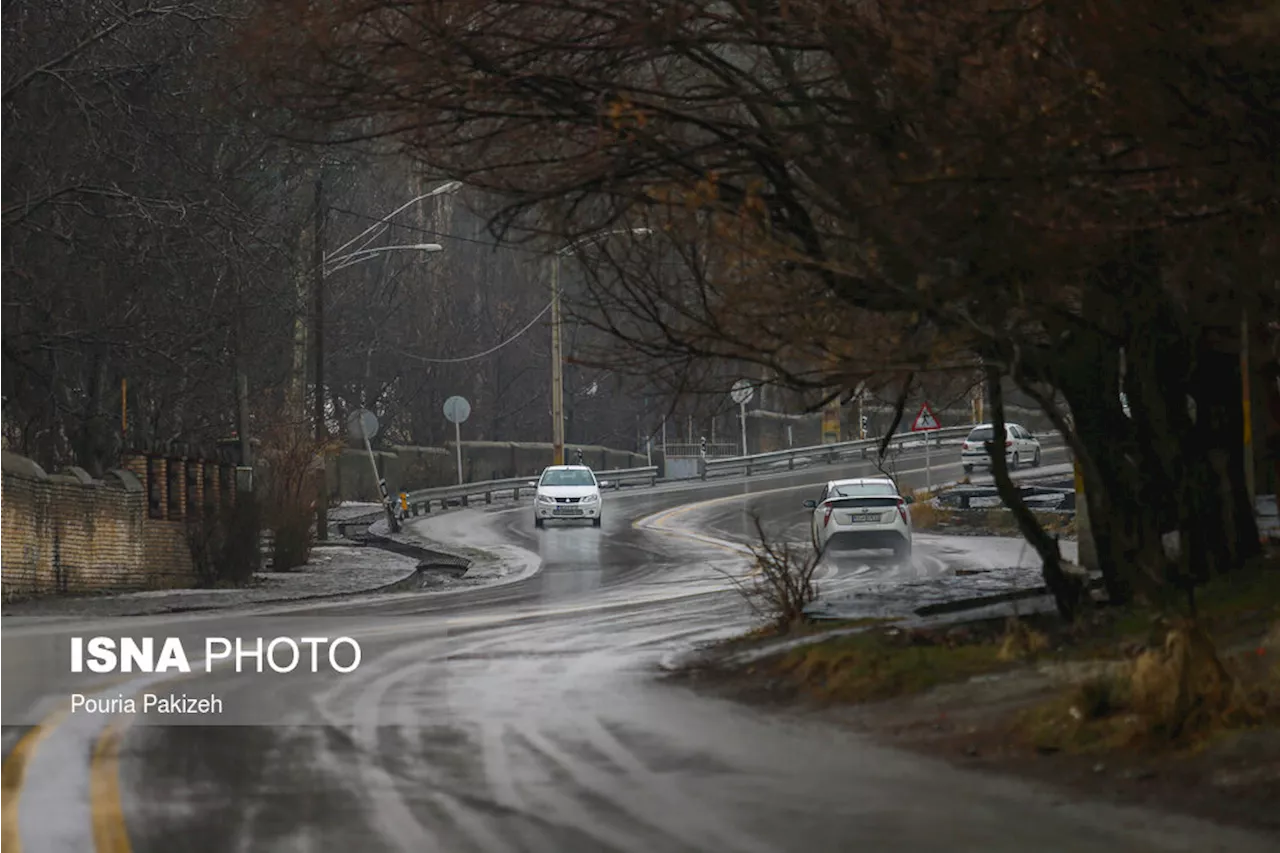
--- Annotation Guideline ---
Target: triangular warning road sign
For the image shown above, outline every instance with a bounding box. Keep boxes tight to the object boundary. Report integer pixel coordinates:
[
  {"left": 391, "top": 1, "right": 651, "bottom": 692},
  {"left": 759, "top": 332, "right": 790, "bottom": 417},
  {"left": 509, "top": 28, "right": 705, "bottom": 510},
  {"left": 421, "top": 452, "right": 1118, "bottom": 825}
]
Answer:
[{"left": 911, "top": 401, "right": 940, "bottom": 431}]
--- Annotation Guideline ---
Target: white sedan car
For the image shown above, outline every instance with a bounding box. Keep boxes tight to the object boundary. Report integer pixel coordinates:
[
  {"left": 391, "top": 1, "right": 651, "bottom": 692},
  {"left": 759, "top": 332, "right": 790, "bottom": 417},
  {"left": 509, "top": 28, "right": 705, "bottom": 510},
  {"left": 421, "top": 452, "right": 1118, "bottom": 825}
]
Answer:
[
  {"left": 531, "top": 465, "right": 605, "bottom": 528},
  {"left": 802, "top": 477, "right": 914, "bottom": 560},
  {"left": 960, "top": 423, "right": 1041, "bottom": 473}
]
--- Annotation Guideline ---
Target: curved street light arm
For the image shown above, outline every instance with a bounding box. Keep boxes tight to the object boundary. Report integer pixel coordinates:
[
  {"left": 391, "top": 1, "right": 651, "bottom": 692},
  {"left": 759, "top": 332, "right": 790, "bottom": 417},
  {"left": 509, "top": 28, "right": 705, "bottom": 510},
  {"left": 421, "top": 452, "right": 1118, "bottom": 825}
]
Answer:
[
  {"left": 324, "top": 243, "right": 444, "bottom": 277},
  {"left": 326, "top": 180, "right": 462, "bottom": 261}
]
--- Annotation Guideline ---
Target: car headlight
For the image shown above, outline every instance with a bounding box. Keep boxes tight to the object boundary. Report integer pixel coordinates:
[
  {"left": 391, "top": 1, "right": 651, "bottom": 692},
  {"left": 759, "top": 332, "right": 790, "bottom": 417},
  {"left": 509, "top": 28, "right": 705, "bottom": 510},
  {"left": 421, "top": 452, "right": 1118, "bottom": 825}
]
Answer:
[
  {"left": 537, "top": 494, "right": 555, "bottom": 504},
  {"left": 582, "top": 493, "right": 600, "bottom": 503}
]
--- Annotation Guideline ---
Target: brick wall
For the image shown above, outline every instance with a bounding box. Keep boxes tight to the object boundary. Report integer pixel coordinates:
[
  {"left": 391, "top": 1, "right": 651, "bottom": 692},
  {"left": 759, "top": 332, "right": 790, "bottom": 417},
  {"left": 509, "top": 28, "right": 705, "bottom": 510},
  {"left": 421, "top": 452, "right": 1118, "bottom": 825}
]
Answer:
[{"left": 1, "top": 450, "right": 237, "bottom": 598}]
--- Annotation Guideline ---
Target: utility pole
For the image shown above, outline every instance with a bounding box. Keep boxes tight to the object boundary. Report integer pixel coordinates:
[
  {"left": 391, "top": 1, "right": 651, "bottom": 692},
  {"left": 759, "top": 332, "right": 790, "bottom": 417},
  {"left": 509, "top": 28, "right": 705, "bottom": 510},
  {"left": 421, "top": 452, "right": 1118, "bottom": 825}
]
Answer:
[
  {"left": 1243, "top": 312, "right": 1255, "bottom": 504},
  {"left": 313, "top": 173, "right": 328, "bottom": 541},
  {"left": 232, "top": 262, "right": 253, "bottom": 471},
  {"left": 551, "top": 253, "right": 565, "bottom": 465}
]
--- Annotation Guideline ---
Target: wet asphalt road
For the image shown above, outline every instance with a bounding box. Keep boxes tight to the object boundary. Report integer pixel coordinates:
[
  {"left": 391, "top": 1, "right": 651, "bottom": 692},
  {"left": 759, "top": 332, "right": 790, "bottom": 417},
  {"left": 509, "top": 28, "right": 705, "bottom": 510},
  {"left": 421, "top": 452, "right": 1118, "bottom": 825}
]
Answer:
[{"left": 5, "top": 443, "right": 1277, "bottom": 852}]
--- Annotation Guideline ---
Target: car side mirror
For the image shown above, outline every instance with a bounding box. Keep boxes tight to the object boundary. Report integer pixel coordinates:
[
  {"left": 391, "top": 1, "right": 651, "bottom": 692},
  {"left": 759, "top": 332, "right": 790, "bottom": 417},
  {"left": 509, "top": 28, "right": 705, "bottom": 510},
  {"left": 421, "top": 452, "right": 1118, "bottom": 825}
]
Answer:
[
  {"left": 903, "top": 495, "right": 915, "bottom": 505},
  {"left": 802, "top": 499, "right": 817, "bottom": 509},
  {"left": 527, "top": 481, "right": 537, "bottom": 488},
  {"left": 599, "top": 480, "right": 611, "bottom": 488}
]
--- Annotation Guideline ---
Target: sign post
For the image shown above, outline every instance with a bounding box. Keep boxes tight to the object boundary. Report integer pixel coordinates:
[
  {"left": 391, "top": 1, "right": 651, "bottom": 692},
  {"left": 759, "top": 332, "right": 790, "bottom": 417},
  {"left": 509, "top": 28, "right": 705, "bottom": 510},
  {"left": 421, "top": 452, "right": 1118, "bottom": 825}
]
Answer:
[
  {"left": 910, "top": 401, "right": 941, "bottom": 492},
  {"left": 347, "top": 408, "right": 399, "bottom": 533},
  {"left": 730, "top": 379, "right": 755, "bottom": 456},
  {"left": 443, "top": 395, "right": 471, "bottom": 485}
]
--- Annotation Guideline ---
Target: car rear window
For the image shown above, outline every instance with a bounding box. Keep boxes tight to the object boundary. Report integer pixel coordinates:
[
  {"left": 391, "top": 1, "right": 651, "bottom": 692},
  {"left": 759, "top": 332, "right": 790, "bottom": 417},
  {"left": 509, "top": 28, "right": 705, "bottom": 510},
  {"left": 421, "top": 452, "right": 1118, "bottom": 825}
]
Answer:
[
  {"left": 826, "top": 496, "right": 901, "bottom": 507},
  {"left": 830, "top": 483, "right": 896, "bottom": 498},
  {"left": 966, "top": 427, "right": 996, "bottom": 441}
]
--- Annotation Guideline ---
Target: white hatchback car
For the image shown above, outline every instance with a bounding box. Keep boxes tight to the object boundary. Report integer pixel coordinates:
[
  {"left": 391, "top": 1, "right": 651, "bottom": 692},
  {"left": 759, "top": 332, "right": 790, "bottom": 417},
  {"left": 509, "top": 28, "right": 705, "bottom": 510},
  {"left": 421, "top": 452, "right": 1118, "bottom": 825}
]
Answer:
[
  {"left": 531, "top": 465, "right": 605, "bottom": 528},
  {"left": 960, "top": 423, "right": 1041, "bottom": 473},
  {"left": 802, "top": 477, "right": 914, "bottom": 559}
]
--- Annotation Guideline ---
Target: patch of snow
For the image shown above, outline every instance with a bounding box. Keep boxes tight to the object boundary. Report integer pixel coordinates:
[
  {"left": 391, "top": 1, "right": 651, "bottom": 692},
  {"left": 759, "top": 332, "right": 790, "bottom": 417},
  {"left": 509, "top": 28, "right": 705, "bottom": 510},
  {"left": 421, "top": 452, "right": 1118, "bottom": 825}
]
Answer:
[{"left": 2, "top": 546, "right": 419, "bottom": 618}]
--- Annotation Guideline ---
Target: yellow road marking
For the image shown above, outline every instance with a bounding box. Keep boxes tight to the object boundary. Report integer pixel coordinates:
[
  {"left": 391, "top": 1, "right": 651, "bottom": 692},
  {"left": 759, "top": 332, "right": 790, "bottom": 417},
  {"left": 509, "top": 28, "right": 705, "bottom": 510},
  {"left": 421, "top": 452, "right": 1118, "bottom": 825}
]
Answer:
[
  {"left": 1, "top": 709, "right": 68, "bottom": 853},
  {"left": 90, "top": 720, "right": 131, "bottom": 853},
  {"left": 2, "top": 673, "right": 187, "bottom": 853},
  {"left": 87, "top": 667, "right": 211, "bottom": 853}
]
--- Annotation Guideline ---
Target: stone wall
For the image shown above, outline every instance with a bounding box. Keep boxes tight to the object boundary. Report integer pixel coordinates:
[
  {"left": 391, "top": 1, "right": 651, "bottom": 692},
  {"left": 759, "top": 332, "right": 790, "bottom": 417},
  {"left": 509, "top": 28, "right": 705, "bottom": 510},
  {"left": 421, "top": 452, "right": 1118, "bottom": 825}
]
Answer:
[{"left": 1, "top": 450, "right": 240, "bottom": 598}]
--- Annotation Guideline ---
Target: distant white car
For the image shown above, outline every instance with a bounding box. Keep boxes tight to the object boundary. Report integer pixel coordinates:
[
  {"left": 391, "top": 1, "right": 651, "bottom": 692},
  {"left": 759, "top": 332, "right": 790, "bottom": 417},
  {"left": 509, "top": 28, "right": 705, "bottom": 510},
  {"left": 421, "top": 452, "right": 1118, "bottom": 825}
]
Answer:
[
  {"left": 960, "top": 423, "right": 1041, "bottom": 473},
  {"left": 802, "top": 477, "right": 914, "bottom": 560},
  {"left": 531, "top": 465, "right": 605, "bottom": 528}
]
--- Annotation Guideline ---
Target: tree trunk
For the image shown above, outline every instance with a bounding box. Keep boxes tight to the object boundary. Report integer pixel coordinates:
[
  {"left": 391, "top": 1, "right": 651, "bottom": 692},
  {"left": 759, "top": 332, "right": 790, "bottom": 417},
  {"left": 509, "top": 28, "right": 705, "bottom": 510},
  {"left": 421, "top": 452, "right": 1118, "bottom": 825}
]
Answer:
[{"left": 986, "top": 365, "right": 1086, "bottom": 621}]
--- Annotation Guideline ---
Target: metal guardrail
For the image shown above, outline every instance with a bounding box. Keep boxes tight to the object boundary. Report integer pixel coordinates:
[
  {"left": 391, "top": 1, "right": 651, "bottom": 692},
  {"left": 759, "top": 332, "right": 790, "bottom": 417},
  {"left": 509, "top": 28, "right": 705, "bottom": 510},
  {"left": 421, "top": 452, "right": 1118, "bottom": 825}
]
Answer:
[
  {"left": 390, "top": 427, "right": 1060, "bottom": 515},
  {"left": 698, "top": 426, "right": 978, "bottom": 479},
  {"left": 938, "top": 483, "right": 1076, "bottom": 512},
  {"left": 401, "top": 465, "right": 659, "bottom": 514}
]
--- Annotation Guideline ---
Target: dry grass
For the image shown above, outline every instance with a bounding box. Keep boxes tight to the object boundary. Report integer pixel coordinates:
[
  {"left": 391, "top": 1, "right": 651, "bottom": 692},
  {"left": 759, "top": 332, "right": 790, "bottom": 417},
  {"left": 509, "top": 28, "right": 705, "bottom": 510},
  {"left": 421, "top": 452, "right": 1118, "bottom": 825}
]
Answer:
[
  {"left": 906, "top": 498, "right": 1075, "bottom": 538},
  {"left": 1014, "top": 617, "right": 1280, "bottom": 754},
  {"left": 906, "top": 499, "right": 954, "bottom": 530},
  {"left": 997, "top": 617, "right": 1051, "bottom": 662},
  {"left": 763, "top": 617, "right": 1059, "bottom": 703},
  {"left": 772, "top": 631, "right": 1007, "bottom": 703}
]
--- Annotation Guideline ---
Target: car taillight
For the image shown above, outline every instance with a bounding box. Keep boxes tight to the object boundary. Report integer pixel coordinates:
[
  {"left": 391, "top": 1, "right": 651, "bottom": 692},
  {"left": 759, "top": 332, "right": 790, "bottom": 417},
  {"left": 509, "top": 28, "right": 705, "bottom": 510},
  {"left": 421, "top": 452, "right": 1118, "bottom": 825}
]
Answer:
[
  {"left": 823, "top": 505, "right": 834, "bottom": 527},
  {"left": 1005, "top": 440, "right": 1012, "bottom": 447},
  {"left": 897, "top": 499, "right": 908, "bottom": 524},
  {"left": 962, "top": 442, "right": 969, "bottom": 450}
]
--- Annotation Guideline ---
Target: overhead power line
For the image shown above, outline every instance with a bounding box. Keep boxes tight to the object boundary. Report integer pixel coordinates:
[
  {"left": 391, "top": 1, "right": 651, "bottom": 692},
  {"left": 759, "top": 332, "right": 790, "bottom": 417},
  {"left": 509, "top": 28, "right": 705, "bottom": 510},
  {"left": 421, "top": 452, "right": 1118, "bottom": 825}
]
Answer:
[{"left": 398, "top": 300, "right": 552, "bottom": 363}]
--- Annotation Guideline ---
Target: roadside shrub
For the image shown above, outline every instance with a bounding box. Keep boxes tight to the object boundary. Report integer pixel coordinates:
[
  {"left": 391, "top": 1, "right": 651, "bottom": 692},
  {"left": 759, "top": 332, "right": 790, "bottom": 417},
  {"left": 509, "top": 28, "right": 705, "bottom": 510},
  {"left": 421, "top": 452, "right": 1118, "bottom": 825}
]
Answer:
[
  {"left": 185, "top": 496, "right": 260, "bottom": 587},
  {"left": 724, "top": 514, "right": 821, "bottom": 634},
  {"left": 256, "top": 420, "right": 326, "bottom": 571}
]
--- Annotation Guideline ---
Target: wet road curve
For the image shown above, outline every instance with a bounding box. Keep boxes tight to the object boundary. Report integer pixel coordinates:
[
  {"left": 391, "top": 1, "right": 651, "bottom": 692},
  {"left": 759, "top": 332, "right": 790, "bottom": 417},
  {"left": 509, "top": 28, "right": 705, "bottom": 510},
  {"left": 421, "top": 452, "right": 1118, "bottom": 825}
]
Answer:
[{"left": 4, "top": 445, "right": 1276, "bottom": 852}]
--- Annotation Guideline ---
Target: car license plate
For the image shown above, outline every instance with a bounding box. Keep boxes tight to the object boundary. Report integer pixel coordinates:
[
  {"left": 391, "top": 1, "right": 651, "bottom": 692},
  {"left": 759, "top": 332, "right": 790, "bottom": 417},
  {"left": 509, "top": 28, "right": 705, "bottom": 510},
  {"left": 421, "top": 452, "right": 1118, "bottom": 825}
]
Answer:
[
  {"left": 847, "top": 513, "right": 881, "bottom": 523},
  {"left": 553, "top": 507, "right": 582, "bottom": 516}
]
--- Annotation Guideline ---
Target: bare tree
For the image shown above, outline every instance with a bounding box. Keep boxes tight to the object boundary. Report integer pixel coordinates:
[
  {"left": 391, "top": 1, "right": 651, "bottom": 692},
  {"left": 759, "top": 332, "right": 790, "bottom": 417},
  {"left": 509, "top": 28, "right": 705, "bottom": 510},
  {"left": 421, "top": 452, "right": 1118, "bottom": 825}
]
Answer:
[{"left": 248, "top": 0, "right": 1278, "bottom": 616}]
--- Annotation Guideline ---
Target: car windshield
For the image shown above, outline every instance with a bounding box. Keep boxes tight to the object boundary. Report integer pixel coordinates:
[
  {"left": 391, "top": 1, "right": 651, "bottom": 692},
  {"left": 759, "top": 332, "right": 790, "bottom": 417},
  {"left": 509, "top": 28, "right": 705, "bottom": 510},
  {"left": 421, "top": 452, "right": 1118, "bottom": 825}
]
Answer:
[
  {"left": 830, "top": 482, "right": 896, "bottom": 498},
  {"left": 540, "top": 469, "right": 596, "bottom": 487}
]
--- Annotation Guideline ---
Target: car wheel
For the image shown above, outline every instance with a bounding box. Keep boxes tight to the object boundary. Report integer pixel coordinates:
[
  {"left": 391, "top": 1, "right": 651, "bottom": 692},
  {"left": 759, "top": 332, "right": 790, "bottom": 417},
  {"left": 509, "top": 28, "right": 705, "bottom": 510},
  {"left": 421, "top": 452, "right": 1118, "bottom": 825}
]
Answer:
[
  {"left": 592, "top": 516, "right": 602, "bottom": 528},
  {"left": 535, "top": 517, "right": 544, "bottom": 529},
  {"left": 962, "top": 464, "right": 973, "bottom": 474},
  {"left": 1034, "top": 448, "right": 1041, "bottom": 467},
  {"left": 1011, "top": 452, "right": 1019, "bottom": 471}
]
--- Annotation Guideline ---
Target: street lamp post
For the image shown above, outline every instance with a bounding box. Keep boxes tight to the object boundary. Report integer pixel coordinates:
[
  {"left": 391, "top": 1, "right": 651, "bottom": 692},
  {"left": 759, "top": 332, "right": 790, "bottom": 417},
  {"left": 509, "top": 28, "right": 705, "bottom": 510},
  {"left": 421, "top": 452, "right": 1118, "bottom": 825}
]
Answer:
[
  {"left": 551, "top": 253, "right": 566, "bottom": 465},
  {"left": 550, "top": 227, "right": 651, "bottom": 465},
  {"left": 311, "top": 180, "right": 458, "bottom": 539}
]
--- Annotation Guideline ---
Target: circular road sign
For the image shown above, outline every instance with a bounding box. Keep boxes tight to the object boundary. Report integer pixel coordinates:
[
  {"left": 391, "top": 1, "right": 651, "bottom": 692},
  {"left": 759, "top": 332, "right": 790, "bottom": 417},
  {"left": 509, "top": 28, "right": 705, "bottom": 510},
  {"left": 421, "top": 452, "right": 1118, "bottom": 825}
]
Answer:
[
  {"left": 730, "top": 379, "right": 755, "bottom": 406},
  {"left": 347, "top": 409, "right": 379, "bottom": 441},
  {"left": 443, "top": 395, "right": 471, "bottom": 424}
]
